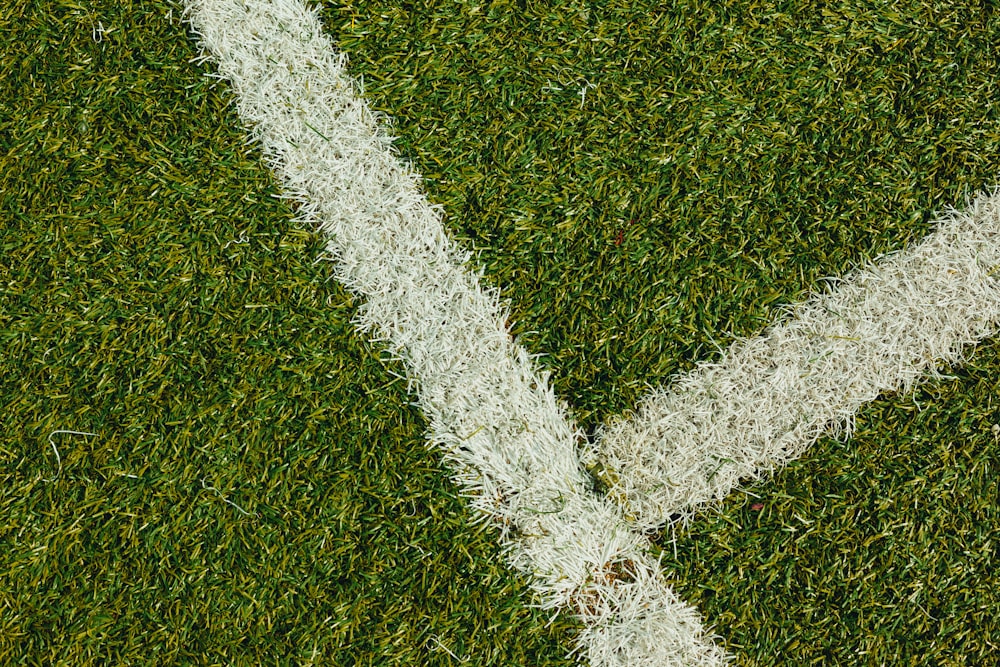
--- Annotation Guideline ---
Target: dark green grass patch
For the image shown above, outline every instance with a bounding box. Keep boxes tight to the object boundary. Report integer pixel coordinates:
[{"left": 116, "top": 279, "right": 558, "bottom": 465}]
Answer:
[{"left": 2, "top": 0, "right": 999, "bottom": 664}]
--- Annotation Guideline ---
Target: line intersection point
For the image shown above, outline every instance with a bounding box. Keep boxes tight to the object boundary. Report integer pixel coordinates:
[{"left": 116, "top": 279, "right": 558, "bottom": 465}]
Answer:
[
  {"left": 182, "top": 0, "right": 1000, "bottom": 664},
  {"left": 183, "top": 1, "right": 725, "bottom": 664}
]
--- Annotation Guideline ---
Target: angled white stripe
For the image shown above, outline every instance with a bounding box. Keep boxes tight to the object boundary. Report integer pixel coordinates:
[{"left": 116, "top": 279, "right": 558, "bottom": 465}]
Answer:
[
  {"left": 182, "top": 1, "right": 725, "bottom": 664},
  {"left": 587, "top": 191, "right": 1000, "bottom": 531}
]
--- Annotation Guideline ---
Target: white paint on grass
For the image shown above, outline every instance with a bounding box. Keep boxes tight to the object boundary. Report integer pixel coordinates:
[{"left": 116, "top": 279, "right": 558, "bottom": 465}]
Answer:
[
  {"left": 181, "top": 1, "right": 726, "bottom": 665},
  {"left": 586, "top": 190, "right": 1000, "bottom": 531}
]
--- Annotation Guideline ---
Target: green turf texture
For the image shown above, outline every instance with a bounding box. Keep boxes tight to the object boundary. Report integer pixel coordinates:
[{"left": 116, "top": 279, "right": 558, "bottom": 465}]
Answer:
[{"left": 1, "top": 0, "right": 998, "bottom": 664}]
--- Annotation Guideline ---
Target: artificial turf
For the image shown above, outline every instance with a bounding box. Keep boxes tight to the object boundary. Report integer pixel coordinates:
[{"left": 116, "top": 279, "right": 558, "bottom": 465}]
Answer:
[{"left": 1, "top": 0, "right": 998, "bottom": 664}]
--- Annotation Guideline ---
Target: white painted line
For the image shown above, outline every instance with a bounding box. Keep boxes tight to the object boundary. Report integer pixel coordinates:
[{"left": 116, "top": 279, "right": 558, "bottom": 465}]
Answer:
[
  {"left": 586, "top": 190, "right": 1000, "bottom": 531},
  {"left": 181, "top": 1, "right": 726, "bottom": 664}
]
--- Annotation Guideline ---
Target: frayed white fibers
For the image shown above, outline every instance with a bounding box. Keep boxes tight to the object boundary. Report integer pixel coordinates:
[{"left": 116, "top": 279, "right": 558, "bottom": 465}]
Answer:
[
  {"left": 181, "top": 1, "right": 726, "bottom": 664},
  {"left": 586, "top": 190, "right": 1000, "bottom": 531},
  {"left": 42, "top": 430, "right": 97, "bottom": 482}
]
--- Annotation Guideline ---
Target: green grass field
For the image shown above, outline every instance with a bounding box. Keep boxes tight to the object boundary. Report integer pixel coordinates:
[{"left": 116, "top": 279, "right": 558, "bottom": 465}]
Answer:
[{"left": 2, "top": 0, "right": 999, "bottom": 664}]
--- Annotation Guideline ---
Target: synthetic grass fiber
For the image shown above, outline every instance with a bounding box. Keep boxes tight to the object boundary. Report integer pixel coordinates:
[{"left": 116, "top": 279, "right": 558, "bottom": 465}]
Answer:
[{"left": 1, "top": 0, "right": 999, "bottom": 665}]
